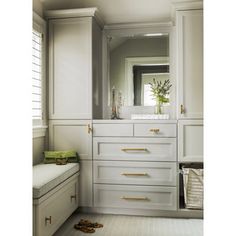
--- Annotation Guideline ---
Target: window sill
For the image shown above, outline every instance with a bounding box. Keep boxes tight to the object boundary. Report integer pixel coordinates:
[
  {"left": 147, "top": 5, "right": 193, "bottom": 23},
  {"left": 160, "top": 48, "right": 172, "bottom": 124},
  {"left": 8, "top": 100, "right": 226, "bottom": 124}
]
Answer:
[{"left": 33, "top": 126, "right": 48, "bottom": 138}]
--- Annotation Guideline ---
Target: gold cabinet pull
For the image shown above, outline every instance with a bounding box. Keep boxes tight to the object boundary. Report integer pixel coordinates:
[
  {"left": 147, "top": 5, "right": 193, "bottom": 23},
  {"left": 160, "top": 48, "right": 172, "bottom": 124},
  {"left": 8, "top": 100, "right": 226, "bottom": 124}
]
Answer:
[
  {"left": 180, "top": 104, "right": 185, "bottom": 114},
  {"left": 87, "top": 124, "right": 92, "bottom": 134},
  {"left": 121, "top": 196, "right": 149, "bottom": 201},
  {"left": 121, "top": 148, "right": 147, "bottom": 152},
  {"left": 45, "top": 216, "right": 52, "bottom": 225},
  {"left": 149, "top": 128, "right": 160, "bottom": 133},
  {"left": 70, "top": 195, "right": 76, "bottom": 201},
  {"left": 121, "top": 173, "right": 148, "bottom": 176}
]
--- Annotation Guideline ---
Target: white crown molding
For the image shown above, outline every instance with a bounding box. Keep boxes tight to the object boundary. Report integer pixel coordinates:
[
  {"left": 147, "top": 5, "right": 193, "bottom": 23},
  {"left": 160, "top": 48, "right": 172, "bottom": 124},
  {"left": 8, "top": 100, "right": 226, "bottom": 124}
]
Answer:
[
  {"left": 44, "top": 8, "right": 104, "bottom": 28},
  {"left": 171, "top": 1, "right": 203, "bottom": 25},
  {"left": 104, "top": 22, "right": 173, "bottom": 38}
]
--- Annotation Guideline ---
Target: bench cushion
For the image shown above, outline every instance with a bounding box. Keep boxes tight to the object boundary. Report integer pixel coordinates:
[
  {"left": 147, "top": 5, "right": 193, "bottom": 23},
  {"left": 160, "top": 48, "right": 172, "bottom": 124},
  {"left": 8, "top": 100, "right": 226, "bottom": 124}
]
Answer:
[{"left": 33, "top": 163, "right": 79, "bottom": 199}]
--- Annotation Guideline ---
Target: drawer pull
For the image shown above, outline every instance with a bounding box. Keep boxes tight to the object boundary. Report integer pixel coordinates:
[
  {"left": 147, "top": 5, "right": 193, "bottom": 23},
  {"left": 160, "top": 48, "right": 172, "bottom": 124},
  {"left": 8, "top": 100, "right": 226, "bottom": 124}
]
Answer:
[
  {"left": 121, "top": 148, "right": 147, "bottom": 152},
  {"left": 70, "top": 195, "right": 76, "bottom": 201},
  {"left": 121, "top": 196, "right": 149, "bottom": 201},
  {"left": 149, "top": 128, "right": 160, "bottom": 133},
  {"left": 121, "top": 173, "right": 148, "bottom": 176},
  {"left": 45, "top": 216, "right": 52, "bottom": 225}
]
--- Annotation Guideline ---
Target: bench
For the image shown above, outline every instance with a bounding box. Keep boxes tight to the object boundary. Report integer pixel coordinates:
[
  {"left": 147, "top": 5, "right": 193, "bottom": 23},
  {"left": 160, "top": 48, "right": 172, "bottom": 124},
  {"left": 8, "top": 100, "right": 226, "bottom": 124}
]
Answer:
[{"left": 33, "top": 163, "right": 80, "bottom": 236}]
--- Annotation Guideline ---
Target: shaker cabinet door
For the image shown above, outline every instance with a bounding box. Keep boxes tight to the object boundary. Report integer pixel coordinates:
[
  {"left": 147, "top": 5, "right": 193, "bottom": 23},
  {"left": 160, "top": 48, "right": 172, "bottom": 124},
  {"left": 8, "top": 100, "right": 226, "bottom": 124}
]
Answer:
[
  {"left": 49, "top": 18, "right": 92, "bottom": 119},
  {"left": 49, "top": 120, "right": 92, "bottom": 160},
  {"left": 177, "top": 10, "right": 203, "bottom": 119},
  {"left": 178, "top": 120, "right": 203, "bottom": 162}
]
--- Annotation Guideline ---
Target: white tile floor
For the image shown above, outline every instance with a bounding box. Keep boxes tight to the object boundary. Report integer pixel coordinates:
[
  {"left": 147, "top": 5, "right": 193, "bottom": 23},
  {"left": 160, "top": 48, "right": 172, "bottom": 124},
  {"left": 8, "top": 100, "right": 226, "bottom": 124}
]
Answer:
[{"left": 54, "top": 213, "right": 203, "bottom": 236}]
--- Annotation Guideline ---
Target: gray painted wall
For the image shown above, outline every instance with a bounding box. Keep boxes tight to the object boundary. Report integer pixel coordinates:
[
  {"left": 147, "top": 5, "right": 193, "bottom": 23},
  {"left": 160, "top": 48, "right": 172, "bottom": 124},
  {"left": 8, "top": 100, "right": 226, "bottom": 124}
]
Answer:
[{"left": 33, "top": 136, "right": 46, "bottom": 165}]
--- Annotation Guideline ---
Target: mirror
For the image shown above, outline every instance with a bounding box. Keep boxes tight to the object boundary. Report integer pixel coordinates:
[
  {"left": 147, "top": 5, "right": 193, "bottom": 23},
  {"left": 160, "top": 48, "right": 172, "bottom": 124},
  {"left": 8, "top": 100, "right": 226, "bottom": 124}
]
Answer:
[{"left": 109, "top": 34, "right": 169, "bottom": 106}]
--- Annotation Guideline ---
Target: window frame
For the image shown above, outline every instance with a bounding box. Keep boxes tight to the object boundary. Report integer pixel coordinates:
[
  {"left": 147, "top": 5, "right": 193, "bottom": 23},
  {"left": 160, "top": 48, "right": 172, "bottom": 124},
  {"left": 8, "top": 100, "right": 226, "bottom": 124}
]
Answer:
[{"left": 32, "top": 12, "right": 47, "bottom": 136}]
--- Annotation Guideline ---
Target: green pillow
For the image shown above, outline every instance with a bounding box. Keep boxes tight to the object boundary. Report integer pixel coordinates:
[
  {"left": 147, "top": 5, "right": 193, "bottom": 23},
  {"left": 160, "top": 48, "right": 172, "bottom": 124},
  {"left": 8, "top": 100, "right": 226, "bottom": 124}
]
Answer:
[{"left": 43, "top": 150, "right": 79, "bottom": 164}]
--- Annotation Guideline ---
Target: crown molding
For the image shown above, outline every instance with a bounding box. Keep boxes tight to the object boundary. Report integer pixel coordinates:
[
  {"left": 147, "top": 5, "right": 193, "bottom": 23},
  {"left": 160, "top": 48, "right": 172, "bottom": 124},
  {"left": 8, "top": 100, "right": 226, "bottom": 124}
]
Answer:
[{"left": 44, "top": 8, "right": 104, "bottom": 28}]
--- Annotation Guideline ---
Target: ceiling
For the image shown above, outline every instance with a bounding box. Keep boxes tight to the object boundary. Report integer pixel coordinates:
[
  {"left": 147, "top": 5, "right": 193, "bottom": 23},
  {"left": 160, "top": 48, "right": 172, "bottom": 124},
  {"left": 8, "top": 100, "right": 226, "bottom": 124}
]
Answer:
[{"left": 40, "top": 0, "right": 200, "bottom": 24}]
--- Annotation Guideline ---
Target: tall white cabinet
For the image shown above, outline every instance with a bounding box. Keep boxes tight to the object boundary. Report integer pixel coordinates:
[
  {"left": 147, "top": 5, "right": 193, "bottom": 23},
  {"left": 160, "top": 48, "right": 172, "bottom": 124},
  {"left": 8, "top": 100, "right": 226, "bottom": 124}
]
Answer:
[
  {"left": 46, "top": 9, "right": 104, "bottom": 207},
  {"left": 175, "top": 5, "right": 204, "bottom": 163},
  {"left": 177, "top": 9, "right": 203, "bottom": 119}
]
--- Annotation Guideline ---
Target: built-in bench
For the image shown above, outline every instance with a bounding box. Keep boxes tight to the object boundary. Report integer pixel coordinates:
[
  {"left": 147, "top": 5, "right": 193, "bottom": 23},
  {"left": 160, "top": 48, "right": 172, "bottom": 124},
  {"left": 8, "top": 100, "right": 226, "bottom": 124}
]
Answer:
[{"left": 33, "top": 163, "right": 80, "bottom": 236}]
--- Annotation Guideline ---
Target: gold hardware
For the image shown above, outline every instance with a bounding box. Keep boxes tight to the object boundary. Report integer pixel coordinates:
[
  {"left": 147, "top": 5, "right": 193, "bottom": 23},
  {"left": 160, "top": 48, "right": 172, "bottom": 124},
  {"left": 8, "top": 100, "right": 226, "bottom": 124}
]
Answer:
[
  {"left": 121, "top": 173, "right": 148, "bottom": 176},
  {"left": 121, "top": 148, "right": 147, "bottom": 152},
  {"left": 45, "top": 216, "right": 52, "bottom": 225},
  {"left": 121, "top": 196, "right": 149, "bottom": 201},
  {"left": 181, "top": 104, "right": 185, "bottom": 114},
  {"left": 149, "top": 128, "right": 160, "bottom": 133},
  {"left": 87, "top": 124, "right": 92, "bottom": 134},
  {"left": 70, "top": 195, "right": 76, "bottom": 201}
]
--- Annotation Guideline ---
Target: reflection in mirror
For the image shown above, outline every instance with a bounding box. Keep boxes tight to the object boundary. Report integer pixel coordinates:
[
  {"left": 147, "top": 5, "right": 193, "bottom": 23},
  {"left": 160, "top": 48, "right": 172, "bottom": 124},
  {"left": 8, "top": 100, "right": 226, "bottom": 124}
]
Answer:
[{"left": 109, "top": 34, "right": 169, "bottom": 106}]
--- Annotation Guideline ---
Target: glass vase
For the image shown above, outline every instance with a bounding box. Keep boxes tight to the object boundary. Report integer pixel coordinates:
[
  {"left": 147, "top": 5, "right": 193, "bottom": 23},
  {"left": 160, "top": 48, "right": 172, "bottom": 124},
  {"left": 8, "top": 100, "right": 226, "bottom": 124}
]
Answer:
[{"left": 154, "top": 102, "right": 163, "bottom": 114}]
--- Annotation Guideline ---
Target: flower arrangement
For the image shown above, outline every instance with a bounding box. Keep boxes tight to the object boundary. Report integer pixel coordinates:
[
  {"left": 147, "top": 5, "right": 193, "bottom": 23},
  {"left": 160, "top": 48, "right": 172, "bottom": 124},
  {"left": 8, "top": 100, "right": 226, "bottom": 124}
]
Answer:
[{"left": 149, "top": 78, "right": 172, "bottom": 114}]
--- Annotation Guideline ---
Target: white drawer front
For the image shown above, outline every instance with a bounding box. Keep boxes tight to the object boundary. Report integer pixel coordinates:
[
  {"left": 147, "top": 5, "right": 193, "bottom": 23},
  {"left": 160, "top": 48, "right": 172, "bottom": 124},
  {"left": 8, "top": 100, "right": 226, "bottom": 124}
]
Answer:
[
  {"left": 94, "top": 184, "right": 177, "bottom": 211},
  {"left": 36, "top": 177, "right": 79, "bottom": 236},
  {"left": 94, "top": 161, "right": 176, "bottom": 186},
  {"left": 93, "top": 123, "right": 133, "bottom": 137},
  {"left": 134, "top": 124, "right": 176, "bottom": 137},
  {"left": 93, "top": 138, "right": 176, "bottom": 161}
]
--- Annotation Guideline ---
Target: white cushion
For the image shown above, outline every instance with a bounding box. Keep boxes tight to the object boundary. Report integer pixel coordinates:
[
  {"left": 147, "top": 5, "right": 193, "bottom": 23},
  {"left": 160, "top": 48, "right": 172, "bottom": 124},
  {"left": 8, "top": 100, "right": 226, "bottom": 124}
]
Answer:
[{"left": 33, "top": 163, "right": 79, "bottom": 199}]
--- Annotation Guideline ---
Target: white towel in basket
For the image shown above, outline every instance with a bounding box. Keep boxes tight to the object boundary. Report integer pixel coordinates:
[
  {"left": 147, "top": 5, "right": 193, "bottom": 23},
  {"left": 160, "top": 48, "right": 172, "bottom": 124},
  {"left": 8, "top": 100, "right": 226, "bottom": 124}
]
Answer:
[{"left": 182, "top": 168, "right": 204, "bottom": 209}]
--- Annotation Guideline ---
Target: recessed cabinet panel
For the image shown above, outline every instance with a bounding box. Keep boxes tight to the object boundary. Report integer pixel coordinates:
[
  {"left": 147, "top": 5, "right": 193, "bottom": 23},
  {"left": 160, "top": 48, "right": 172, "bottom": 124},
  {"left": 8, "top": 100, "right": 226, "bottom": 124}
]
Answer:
[
  {"left": 134, "top": 124, "right": 176, "bottom": 137},
  {"left": 94, "top": 161, "right": 177, "bottom": 186},
  {"left": 49, "top": 120, "right": 92, "bottom": 160},
  {"left": 178, "top": 120, "right": 203, "bottom": 162},
  {"left": 94, "top": 184, "right": 177, "bottom": 211},
  {"left": 93, "top": 137, "right": 176, "bottom": 161},
  {"left": 177, "top": 10, "right": 203, "bottom": 119},
  {"left": 49, "top": 18, "right": 92, "bottom": 119},
  {"left": 93, "top": 123, "right": 133, "bottom": 137}
]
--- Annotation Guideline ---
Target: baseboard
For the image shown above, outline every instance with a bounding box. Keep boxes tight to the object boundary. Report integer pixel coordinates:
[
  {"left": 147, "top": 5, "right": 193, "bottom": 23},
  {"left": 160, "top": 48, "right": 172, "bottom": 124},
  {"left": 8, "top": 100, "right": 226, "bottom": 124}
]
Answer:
[{"left": 76, "top": 207, "right": 203, "bottom": 219}]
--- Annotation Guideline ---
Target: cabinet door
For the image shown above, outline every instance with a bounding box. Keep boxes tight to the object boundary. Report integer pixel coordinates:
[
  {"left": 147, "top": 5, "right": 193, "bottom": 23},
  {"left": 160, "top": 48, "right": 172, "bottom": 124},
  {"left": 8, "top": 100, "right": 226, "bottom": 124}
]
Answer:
[
  {"left": 49, "top": 120, "right": 92, "bottom": 160},
  {"left": 49, "top": 18, "right": 92, "bottom": 119},
  {"left": 178, "top": 120, "right": 203, "bottom": 162},
  {"left": 177, "top": 10, "right": 203, "bottom": 119}
]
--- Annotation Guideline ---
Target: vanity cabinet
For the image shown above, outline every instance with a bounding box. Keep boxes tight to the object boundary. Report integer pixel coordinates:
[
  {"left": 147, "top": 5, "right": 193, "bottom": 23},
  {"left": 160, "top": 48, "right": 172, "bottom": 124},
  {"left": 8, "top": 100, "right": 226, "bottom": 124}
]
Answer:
[
  {"left": 92, "top": 120, "right": 177, "bottom": 212},
  {"left": 176, "top": 9, "right": 203, "bottom": 119},
  {"left": 46, "top": 8, "right": 104, "bottom": 207}
]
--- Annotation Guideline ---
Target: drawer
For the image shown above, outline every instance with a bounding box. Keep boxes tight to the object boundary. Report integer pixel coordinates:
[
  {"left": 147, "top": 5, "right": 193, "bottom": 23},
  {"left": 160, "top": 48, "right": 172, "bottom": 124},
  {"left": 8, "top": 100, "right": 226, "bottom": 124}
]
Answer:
[
  {"left": 35, "top": 176, "right": 79, "bottom": 236},
  {"left": 93, "top": 137, "right": 176, "bottom": 161},
  {"left": 94, "top": 184, "right": 177, "bottom": 211},
  {"left": 94, "top": 161, "right": 176, "bottom": 186},
  {"left": 93, "top": 123, "right": 133, "bottom": 137},
  {"left": 134, "top": 124, "right": 176, "bottom": 137}
]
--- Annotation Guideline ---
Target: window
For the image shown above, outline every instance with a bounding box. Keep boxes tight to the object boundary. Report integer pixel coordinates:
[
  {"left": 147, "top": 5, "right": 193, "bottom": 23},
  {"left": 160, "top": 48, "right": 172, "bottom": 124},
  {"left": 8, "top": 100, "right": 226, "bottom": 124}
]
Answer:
[
  {"left": 32, "top": 29, "right": 43, "bottom": 120},
  {"left": 32, "top": 13, "right": 46, "bottom": 127}
]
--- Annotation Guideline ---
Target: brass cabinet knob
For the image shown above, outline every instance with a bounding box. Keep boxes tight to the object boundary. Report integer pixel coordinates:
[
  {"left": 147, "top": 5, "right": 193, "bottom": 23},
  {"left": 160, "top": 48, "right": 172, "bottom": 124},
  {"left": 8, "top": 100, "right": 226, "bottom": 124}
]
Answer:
[
  {"left": 149, "top": 128, "right": 160, "bottom": 133},
  {"left": 70, "top": 195, "right": 76, "bottom": 201}
]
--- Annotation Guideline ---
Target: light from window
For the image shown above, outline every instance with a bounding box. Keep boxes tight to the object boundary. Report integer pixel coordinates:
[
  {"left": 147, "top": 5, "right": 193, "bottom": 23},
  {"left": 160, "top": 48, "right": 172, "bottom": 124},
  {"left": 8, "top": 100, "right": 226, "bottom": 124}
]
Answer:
[
  {"left": 143, "top": 84, "right": 156, "bottom": 106},
  {"left": 32, "top": 30, "right": 42, "bottom": 120}
]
